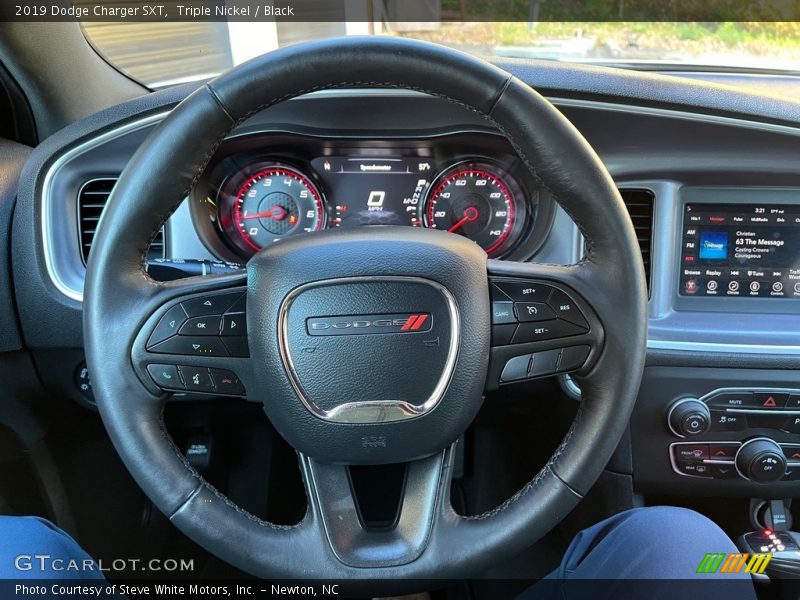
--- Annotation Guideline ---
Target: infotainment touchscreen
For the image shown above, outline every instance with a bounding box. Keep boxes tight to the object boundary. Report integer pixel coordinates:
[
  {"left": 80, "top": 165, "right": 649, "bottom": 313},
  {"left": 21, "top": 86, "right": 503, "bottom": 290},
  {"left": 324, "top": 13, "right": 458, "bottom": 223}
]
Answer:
[{"left": 679, "top": 203, "right": 800, "bottom": 298}]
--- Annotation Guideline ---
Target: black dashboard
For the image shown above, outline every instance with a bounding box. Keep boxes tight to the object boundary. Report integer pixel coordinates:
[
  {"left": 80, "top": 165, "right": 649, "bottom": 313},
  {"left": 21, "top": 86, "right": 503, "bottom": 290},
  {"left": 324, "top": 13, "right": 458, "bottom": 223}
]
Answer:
[{"left": 8, "top": 61, "right": 800, "bottom": 502}]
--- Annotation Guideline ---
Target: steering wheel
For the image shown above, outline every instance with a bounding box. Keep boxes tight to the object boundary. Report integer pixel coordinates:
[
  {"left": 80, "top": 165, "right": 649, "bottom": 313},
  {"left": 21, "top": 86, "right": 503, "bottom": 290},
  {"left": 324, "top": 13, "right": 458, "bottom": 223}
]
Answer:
[{"left": 83, "top": 37, "right": 647, "bottom": 583}]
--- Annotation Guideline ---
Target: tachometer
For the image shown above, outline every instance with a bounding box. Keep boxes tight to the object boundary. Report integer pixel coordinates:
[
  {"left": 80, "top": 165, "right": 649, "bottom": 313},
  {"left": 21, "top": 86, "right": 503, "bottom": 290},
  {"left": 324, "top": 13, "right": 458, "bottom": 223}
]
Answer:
[
  {"left": 231, "top": 165, "right": 325, "bottom": 252},
  {"left": 423, "top": 163, "right": 524, "bottom": 257}
]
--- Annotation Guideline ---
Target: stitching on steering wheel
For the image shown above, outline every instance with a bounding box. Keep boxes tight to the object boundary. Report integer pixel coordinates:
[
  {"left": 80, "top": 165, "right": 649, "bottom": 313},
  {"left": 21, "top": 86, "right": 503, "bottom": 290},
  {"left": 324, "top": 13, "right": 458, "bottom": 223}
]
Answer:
[{"left": 137, "top": 77, "right": 598, "bottom": 526}]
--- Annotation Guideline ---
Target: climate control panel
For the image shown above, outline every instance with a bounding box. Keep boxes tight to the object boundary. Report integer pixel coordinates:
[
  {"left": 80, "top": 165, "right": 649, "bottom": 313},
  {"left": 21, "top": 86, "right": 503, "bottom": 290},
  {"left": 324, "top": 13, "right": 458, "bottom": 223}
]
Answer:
[{"left": 671, "top": 438, "right": 800, "bottom": 483}]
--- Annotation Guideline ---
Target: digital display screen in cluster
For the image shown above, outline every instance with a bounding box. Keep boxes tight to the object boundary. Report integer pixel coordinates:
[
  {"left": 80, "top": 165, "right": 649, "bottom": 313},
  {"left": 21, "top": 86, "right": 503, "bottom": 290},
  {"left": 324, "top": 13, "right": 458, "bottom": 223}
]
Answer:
[
  {"left": 311, "top": 157, "right": 432, "bottom": 228},
  {"left": 679, "top": 203, "right": 800, "bottom": 298}
]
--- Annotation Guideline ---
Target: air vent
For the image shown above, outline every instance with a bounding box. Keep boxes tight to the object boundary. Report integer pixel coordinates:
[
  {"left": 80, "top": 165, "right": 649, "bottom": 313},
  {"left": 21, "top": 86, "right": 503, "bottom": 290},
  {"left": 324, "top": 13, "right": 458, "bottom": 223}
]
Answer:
[
  {"left": 619, "top": 188, "right": 655, "bottom": 293},
  {"left": 78, "top": 178, "right": 165, "bottom": 264}
]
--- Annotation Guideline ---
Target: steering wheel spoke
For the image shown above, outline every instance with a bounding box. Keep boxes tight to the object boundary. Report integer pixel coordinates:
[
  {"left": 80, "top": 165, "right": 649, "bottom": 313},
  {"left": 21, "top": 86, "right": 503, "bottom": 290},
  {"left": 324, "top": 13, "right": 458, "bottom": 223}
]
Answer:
[
  {"left": 129, "top": 272, "right": 252, "bottom": 400},
  {"left": 299, "top": 448, "right": 452, "bottom": 568},
  {"left": 485, "top": 260, "right": 604, "bottom": 392}
]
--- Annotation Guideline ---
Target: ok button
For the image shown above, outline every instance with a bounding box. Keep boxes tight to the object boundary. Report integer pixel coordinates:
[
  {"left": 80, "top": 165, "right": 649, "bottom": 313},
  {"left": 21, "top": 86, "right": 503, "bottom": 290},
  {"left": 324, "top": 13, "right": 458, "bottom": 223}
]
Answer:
[{"left": 515, "top": 302, "right": 556, "bottom": 322}]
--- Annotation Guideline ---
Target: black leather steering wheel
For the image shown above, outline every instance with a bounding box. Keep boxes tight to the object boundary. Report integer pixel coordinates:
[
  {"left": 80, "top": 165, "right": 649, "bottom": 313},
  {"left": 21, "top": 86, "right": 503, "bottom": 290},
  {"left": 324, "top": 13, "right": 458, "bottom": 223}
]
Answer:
[{"left": 83, "top": 37, "right": 647, "bottom": 583}]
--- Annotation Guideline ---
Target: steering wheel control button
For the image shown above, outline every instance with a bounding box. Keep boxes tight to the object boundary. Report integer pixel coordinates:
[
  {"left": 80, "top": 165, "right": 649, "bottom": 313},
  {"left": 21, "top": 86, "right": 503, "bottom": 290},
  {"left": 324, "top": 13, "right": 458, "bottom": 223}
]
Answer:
[
  {"left": 146, "top": 304, "right": 188, "bottom": 348},
  {"left": 149, "top": 336, "right": 229, "bottom": 357},
  {"left": 500, "top": 355, "right": 532, "bottom": 382},
  {"left": 221, "top": 336, "right": 250, "bottom": 358},
  {"left": 513, "top": 319, "right": 586, "bottom": 344},
  {"left": 221, "top": 313, "right": 247, "bottom": 336},
  {"left": 529, "top": 349, "right": 561, "bottom": 377},
  {"left": 210, "top": 369, "right": 245, "bottom": 395},
  {"left": 491, "top": 280, "right": 551, "bottom": 303},
  {"left": 179, "top": 316, "right": 222, "bottom": 336},
  {"left": 559, "top": 345, "right": 591, "bottom": 372},
  {"left": 147, "top": 364, "right": 184, "bottom": 390},
  {"left": 179, "top": 366, "right": 216, "bottom": 393},
  {"left": 514, "top": 302, "right": 556, "bottom": 323},
  {"left": 491, "top": 302, "right": 515, "bottom": 325},
  {"left": 181, "top": 292, "right": 242, "bottom": 317},
  {"left": 546, "top": 289, "right": 589, "bottom": 329}
]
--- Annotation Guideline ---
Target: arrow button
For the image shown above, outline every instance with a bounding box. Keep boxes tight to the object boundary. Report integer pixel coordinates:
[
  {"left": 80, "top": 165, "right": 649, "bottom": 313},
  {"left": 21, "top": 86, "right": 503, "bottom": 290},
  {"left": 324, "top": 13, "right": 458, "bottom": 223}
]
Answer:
[{"left": 221, "top": 313, "right": 247, "bottom": 337}]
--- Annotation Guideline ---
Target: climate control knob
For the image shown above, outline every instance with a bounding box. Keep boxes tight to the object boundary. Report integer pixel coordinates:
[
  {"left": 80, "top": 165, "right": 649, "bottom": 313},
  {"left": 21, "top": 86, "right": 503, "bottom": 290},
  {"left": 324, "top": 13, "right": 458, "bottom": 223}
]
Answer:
[
  {"left": 667, "top": 398, "right": 711, "bottom": 437},
  {"left": 735, "top": 438, "right": 786, "bottom": 483}
]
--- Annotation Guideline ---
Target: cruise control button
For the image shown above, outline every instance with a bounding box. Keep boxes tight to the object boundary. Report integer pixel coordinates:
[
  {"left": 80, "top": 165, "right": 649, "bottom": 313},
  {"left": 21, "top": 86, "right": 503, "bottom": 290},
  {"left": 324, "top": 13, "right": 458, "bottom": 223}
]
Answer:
[
  {"left": 529, "top": 349, "right": 561, "bottom": 377},
  {"left": 491, "top": 281, "right": 552, "bottom": 303},
  {"left": 491, "top": 324, "right": 516, "bottom": 346},
  {"left": 210, "top": 369, "right": 245, "bottom": 395},
  {"left": 149, "top": 336, "right": 229, "bottom": 357},
  {"left": 147, "top": 305, "right": 188, "bottom": 348},
  {"left": 182, "top": 293, "right": 242, "bottom": 317},
  {"left": 755, "top": 392, "right": 789, "bottom": 409},
  {"left": 515, "top": 302, "right": 556, "bottom": 323},
  {"left": 512, "top": 319, "right": 587, "bottom": 344},
  {"left": 491, "top": 302, "right": 516, "bottom": 325},
  {"left": 221, "top": 336, "right": 250, "bottom": 358},
  {"left": 179, "top": 316, "right": 222, "bottom": 336},
  {"left": 146, "top": 364, "right": 184, "bottom": 390},
  {"left": 559, "top": 345, "right": 590, "bottom": 372},
  {"left": 179, "top": 366, "right": 215, "bottom": 392},
  {"left": 500, "top": 354, "right": 532, "bottom": 382},
  {"left": 546, "top": 289, "right": 589, "bottom": 329},
  {"left": 709, "top": 410, "right": 746, "bottom": 431},
  {"left": 674, "top": 444, "right": 709, "bottom": 461},
  {"left": 676, "top": 460, "right": 711, "bottom": 478}
]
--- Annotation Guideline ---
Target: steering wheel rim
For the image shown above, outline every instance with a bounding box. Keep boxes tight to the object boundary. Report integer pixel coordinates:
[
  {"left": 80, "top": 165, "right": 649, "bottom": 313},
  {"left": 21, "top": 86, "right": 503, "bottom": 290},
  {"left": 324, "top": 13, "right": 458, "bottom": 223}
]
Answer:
[{"left": 83, "top": 37, "right": 647, "bottom": 583}]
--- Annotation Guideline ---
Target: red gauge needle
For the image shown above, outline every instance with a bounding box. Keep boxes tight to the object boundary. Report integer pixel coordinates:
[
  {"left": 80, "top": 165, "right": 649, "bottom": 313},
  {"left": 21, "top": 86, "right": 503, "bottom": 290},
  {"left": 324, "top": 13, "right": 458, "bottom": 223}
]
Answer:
[
  {"left": 242, "top": 205, "right": 288, "bottom": 221},
  {"left": 448, "top": 206, "right": 480, "bottom": 233}
]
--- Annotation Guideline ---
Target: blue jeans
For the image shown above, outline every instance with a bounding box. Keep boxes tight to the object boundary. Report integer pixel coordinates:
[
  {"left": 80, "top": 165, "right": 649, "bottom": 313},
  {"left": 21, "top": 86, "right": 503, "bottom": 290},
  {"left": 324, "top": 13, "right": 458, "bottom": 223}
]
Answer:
[
  {"left": 524, "top": 506, "right": 757, "bottom": 600},
  {"left": 0, "top": 508, "right": 758, "bottom": 599}
]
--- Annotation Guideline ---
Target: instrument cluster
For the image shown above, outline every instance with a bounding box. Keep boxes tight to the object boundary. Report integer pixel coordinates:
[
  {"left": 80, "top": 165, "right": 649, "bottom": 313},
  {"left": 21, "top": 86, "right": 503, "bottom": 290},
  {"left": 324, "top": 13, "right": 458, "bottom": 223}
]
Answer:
[{"left": 191, "top": 132, "right": 551, "bottom": 262}]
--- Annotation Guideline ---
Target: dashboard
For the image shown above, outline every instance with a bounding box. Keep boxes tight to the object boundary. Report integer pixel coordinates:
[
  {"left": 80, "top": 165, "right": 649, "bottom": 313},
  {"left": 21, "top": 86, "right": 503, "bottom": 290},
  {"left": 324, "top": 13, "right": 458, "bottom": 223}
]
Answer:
[
  {"left": 8, "top": 63, "right": 800, "bottom": 503},
  {"left": 190, "top": 132, "right": 549, "bottom": 262}
]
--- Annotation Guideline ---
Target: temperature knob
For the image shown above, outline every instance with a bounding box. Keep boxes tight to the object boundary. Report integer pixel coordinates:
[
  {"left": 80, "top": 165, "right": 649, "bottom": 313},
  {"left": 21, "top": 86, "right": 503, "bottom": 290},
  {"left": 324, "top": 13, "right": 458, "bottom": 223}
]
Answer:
[{"left": 735, "top": 438, "right": 786, "bottom": 483}]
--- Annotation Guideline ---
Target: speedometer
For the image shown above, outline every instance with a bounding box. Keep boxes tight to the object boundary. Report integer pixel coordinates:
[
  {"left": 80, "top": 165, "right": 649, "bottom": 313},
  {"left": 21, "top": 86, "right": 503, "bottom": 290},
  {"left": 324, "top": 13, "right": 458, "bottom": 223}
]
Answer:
[
  {"left": 231, "top": 164, "right": 325, "bottom": 252},
  {"left": 423, "top": 163, "right": 524, "bottom": 257}
]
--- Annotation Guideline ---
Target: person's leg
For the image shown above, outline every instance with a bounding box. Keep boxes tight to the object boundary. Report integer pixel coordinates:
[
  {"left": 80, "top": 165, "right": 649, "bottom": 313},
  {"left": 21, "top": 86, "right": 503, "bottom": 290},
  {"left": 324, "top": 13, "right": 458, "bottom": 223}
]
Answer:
[
  {"left": 0, "top": 515, "right": 106, "bottom": 580},
  {"left": 521, "top": 506, "right": 758, "bottom": 600}
]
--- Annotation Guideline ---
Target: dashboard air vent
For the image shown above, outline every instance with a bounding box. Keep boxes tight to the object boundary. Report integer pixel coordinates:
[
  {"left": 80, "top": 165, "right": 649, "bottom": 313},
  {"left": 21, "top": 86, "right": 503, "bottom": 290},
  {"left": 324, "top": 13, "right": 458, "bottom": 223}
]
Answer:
[
  {"left": 78, "top": 178, "right": 165, "bottom": 264},
  {"left": 619, "top": 188, "right": 655, "bottom": 293}
]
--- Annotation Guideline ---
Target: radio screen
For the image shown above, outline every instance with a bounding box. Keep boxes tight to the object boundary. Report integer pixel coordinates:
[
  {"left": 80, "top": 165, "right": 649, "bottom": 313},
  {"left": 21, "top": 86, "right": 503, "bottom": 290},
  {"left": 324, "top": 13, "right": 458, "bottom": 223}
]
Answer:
[{"left": 679, "top": 203, "right": 800, "bottom": 298}]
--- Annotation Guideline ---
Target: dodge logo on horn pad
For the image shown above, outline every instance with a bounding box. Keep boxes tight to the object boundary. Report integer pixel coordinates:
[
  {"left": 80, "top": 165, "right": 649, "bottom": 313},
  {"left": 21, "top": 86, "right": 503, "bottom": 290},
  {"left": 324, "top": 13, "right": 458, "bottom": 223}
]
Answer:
[{"left": 306, "top": 313, "right": 433, "bottom": 336}]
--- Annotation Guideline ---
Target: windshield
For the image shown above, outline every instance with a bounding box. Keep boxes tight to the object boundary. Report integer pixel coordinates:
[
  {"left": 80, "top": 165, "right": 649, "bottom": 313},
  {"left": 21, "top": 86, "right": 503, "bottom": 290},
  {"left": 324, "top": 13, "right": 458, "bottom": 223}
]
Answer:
[{"left": 82, "top": 21, "right": 800, "bottom": 88}]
